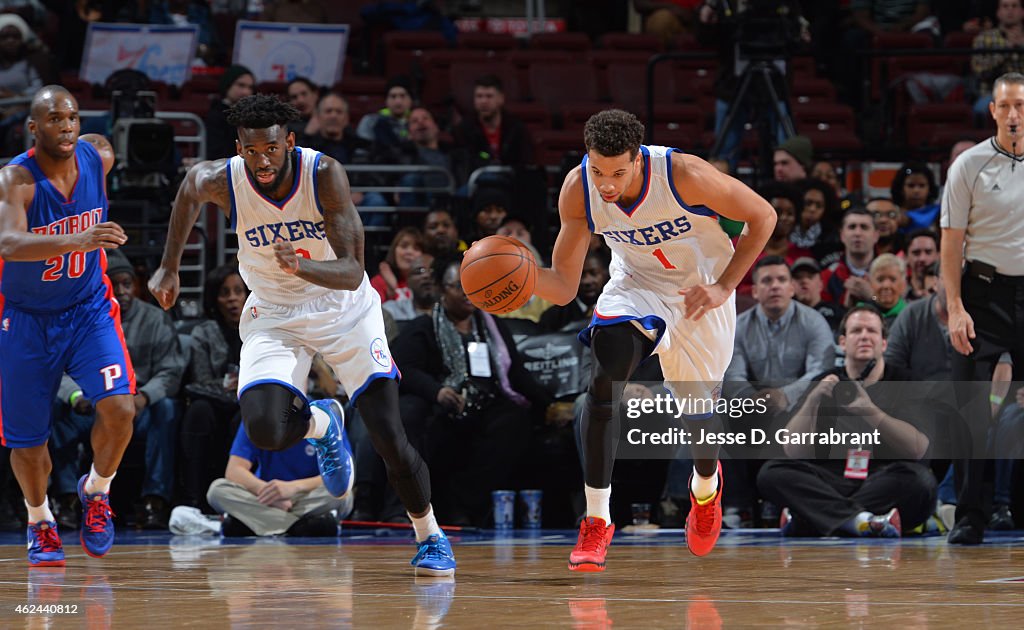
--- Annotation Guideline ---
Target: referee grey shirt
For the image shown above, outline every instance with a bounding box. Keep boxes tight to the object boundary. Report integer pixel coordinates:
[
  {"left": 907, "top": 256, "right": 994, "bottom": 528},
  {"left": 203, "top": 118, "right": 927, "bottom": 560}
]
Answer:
[{"left": 941, "top": 137, "right": 1024, "bottom": 275}]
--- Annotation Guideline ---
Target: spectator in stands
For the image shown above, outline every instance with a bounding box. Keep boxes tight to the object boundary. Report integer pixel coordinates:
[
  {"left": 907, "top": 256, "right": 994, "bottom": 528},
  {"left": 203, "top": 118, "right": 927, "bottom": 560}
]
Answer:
[
  {"left": 793, "top": 178, "right": 840, "bottom": 260},
  {"left": 207, "top": 423, "right": 352, "bottom": 537},
  {"left": 868, "top": 197, "right": 905, "bottom": 255},
  {"left": 398, "top": 106, "right": 456, "bottom": 206},
  {"left": 891, "top": 162, "right": 940, "bottom": 231},
  {"left": 306, "top": 92, "right": 367, "bottom": 165},
  {"left": 392, "top": 258, "right": 553, "bottom": 526},
  {"left": 286, "top": 76, "right": 321, "bottom": 139},
  {"left": 453, "top": 74, "right": 533, "bottom": 176},
  {"left": 773, "top": 135, "right": 812, "bottom": 183},
  {"left": 971, "top": 0, "right": 1024, "bottom": 121},
  {"left": 178, "top": 264, "right": 248, "bottom": 513},
  {"left": 303, "top": 91, "right": 388, "bottom": 212},
  {"left": 757, "top": 305, "right": 937, "bottom": 538},
  {"left": 261, "top": 0, "right": 328, "bottom": 23},
  {"left": 723, "top": 255, "right": 835, "bottom": 526},
  {"left": 52, "top": 251, "right": 186, "bottom": 530},
  {"left": 0, "top": 13, "right": 42, "bottom": 153},
  {"left": 371, "top": 227, "right": 426, "bottom": 305},
  {"left": 760, "top": 181, "right": 808, "bottom": 260},
  {"left": 356, "top": 75, "right": 413, "bottom": 150},
  {"left": 149, "top": 1, "right": 219, "bottom": 65},
  {"left": 904, "top": 229, "right": 940, "bottom": 301},
  {"left": 633, "top": 0, "right": 700, "bottom": 48},
  {"left": 470, "top": 186, "right": 510, "bottom": 242},
  {"left": 496, "top": 214, "right": 535, "bottom": 253},
  {"left": 811, "top": 160, "right": 857, "bottom": 212},
  {"left": 868, "top": 253, "right": 908, "bottom": 324},
  {"left": 382, "top": 254, "right": 437, "bottom": 323},
  {"left": 792, "top": 256, "right": 846, "bottom": 331},
  {"left": 204, "top": 64, "right": 254, "bottom": 160},
  {"left": 727, "top": 256, "right": 836, "bottom": 419},
  {"left": 540, "top": 249, "right": 611, "bottom": 333},
  {"left": 822, "top": 208, "right": 879, "bottom": 307},
  {"left": 422, "top": 208, "right": 467, "bottom": 257}
]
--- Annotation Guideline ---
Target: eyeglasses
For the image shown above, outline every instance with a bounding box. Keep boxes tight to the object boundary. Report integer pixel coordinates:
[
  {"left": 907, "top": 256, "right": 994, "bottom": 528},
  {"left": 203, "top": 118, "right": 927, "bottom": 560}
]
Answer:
[
  {"left": 871, "top": 210, "right": 900, "bottom": 220},
  {"left": 411, "top": 266, "right": 431, "bottom": 275}
]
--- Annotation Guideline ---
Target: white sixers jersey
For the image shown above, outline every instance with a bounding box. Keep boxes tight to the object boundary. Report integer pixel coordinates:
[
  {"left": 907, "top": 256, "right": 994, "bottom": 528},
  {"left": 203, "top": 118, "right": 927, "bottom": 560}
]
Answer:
[
  {"left": 583, "top": 145, "right": 734, "bottom": 302},
  {"left": 230, "top": 146, "right": 363, "bottom": 305}
]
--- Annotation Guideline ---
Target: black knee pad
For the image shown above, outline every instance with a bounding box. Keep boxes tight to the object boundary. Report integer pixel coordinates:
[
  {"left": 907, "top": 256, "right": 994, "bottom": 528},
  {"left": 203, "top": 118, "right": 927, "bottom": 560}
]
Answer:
[{"left": 239, "top": 383, "right": 309, "bottom": 451}]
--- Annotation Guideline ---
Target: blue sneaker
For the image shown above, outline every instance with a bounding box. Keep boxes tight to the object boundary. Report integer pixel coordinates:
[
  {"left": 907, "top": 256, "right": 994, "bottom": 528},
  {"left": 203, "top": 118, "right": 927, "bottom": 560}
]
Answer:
[
  {"left": 78, "top": 475, "right": 115, "bottom": 557},
  {"left": 307, "top": 399, "right": 354, "bottom": 498},
  {"left": 27, "top": 521, "right": 65, "bottom": 567},
  {"left": 411, "top": 530, "right": 457, "bottom": 577}
]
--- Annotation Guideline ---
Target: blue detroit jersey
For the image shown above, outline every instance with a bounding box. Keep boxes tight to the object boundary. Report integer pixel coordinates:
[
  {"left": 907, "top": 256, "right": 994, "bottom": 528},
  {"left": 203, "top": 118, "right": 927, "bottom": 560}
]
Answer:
[{"left": 1, "top": 141, "right": 109, "bottom": 312}]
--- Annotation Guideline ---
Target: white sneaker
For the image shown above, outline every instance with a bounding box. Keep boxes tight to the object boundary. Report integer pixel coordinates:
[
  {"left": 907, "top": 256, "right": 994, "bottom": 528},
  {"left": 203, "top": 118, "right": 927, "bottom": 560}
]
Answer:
[{"left": 169, "top": 506, "right": 222, "bottom": 535}]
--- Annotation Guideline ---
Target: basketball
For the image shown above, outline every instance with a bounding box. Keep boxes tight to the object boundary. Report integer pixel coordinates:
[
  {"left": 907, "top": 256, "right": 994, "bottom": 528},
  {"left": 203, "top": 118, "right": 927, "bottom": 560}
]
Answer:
[{"left": 460, "top": 235, "right": 537, "bottom": 314}]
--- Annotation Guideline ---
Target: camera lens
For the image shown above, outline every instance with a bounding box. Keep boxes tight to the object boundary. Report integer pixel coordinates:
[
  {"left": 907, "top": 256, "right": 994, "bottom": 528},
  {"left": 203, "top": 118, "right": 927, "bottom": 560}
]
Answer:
[{"left": 832, "top": 381, "right": 856, "bottom": 407}]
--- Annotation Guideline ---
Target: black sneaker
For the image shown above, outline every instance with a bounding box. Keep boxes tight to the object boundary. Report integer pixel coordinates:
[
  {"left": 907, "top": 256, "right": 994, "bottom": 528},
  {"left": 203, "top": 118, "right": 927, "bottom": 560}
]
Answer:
[
  {"left": 947, "top": 516, "right": 984, "bottom": 545},
  {"left": 989, "top": 505, "right": 1015, "bottom": 531},
  {"left": 286, "top": 512, "right": 339, "bottom": 537},
  {"left": 221, "top": 515, "right": 256, "bottom": 537}
]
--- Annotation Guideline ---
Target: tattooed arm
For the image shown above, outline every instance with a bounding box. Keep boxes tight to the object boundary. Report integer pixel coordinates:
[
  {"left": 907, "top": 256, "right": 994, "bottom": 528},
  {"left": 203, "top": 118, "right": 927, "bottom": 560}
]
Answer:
[{"left": 271, "top": 155, "right": 366, "bottom": 291}]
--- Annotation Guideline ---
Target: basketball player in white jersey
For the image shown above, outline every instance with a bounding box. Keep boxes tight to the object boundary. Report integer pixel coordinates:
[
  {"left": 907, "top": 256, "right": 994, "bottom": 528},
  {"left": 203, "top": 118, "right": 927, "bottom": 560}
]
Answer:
[
  {"left": 149, "top": 95, "right": 455, "bottom": 576},
  {"left": 532, "top": 110, "right": 775, "bottom": 571}
]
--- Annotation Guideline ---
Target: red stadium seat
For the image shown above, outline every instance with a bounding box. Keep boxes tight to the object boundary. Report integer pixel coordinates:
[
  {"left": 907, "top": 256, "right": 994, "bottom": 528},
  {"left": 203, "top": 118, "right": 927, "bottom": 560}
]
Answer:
[
  {"left": 458, "top": 32, "right": 519, "bottom": 53},
  {"left": 906, "top": 103, "right": 972, "bottom": 149},
  {"left": 528, "top": 63, "right": 599, "bottom": 113},
  {"left": 528, "top": 32, "right": 591, "bottom": 53},
  {"left": 382, "top": 31, "right": 450, "bottom": 78},
  {"left": 598, "top": 32, "right": 662, "bottom": 53}
]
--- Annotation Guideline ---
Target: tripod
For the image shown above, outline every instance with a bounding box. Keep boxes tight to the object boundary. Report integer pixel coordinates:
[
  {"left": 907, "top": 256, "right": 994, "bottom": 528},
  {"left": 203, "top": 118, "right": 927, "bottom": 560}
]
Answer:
[{"left": 709, "top": 59, "right": 796, "bottom": 183}]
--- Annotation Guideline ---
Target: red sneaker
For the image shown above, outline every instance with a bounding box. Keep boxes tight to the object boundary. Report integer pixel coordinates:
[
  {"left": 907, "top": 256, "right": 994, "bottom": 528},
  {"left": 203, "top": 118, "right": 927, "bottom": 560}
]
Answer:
[
  {"left": 568, "top": 517, "right": 615, "bottom": 572},
  {"left": 686, "top": 462, "right": 723, "bottom": 557}
]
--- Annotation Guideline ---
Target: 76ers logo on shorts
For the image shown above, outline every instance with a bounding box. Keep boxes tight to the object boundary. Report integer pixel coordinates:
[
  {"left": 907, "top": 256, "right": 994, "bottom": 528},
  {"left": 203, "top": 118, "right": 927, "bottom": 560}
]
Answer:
[
  {"left": 1, "top": 318, "right": 8, "bottom": 332},
  {"left": 370, "top": 337, "right": 391, "bottom": 368}
]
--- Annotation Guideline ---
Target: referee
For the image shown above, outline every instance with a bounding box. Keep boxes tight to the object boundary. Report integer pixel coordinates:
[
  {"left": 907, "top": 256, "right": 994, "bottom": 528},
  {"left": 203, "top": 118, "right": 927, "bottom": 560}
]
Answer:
[{"left": 941, "top": 71, "right": 1024, "bottom": 545}]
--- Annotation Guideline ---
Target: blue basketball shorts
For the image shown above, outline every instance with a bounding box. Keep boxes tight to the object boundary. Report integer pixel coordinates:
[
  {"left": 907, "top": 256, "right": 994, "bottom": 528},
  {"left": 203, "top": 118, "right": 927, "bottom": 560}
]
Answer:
[{"left": 0, "top": 292, "right": 135, "bottom": 448}]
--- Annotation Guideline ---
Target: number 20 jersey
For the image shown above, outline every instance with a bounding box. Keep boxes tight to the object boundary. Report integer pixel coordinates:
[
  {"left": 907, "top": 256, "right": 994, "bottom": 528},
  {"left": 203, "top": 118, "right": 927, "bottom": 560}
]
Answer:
[
  {"left": 582, "top": 145, "right": 734, "bottom": 302},
  {"left": 1, "top": 141, "right": 108, "bottom": 312}
]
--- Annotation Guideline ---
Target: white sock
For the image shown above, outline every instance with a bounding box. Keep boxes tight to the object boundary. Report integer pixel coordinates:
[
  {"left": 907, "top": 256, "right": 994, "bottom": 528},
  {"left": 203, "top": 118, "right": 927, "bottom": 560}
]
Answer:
[
  {"left": 410, "top": 506, "right": 441, "bottom": 542},
  {"left": 840, "top": 511, "right": 873, "bottom": 535},
  {"left": 305, "top": 406, "right": 330, "bottom": 440},
  {"left": 25, "top": 497, "right": 54, "bottom": 524},
  {"left": 690, "top": 466, "right": 719, "bottom": 501},
  {"left": 85, "top": 464, "right": 115, "bottom": 495},
  {"left": 584, "top": 485, "right": 612, "bottom": 524}
]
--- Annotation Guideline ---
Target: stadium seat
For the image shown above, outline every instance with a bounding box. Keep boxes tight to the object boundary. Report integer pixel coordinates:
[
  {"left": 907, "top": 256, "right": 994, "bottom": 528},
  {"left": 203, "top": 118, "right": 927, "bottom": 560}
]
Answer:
[
  {"left": 528, "top": 63, "right": 599, "bottom": 114},
  {"left": 528, "top": 32, "right": 591, "bottom": 53},
  {"left": 906, "top": 103, "right": 972, "bottom": 149},
  {"left": 382, "top": 31, "right": 450, "bottom": 78},
  {"left": 598, "top": 32, "right": 662, "bottom": 53}
]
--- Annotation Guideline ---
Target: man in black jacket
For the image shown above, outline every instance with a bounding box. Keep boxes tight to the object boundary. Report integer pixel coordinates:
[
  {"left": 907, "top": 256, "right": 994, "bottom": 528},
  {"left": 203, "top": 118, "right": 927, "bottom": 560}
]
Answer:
[
  {"left": 392, "top": 257, "right": 554, "bottom": 526},
  {"left": 453, "top": 74, "right": 534, "bottom": 175}
]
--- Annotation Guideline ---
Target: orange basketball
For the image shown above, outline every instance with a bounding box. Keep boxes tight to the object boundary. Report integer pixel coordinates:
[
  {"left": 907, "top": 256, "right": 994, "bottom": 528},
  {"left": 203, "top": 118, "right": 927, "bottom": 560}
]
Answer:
[{"left": 460, "top": 235, "right": 537, "bottom": 314}]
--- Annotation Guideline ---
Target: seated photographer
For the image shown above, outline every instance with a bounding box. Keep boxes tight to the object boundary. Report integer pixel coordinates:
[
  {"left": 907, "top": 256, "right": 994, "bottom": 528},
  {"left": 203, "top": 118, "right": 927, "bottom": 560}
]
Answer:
[
  {"left": 206, "top": 423, "right": 353, "bottom": 537},
  {"left": 756, "top": 305, "right": 937, "bottom": 537},
  {"left": 390, "top": 257, "right": 554, "bottom": 526}
]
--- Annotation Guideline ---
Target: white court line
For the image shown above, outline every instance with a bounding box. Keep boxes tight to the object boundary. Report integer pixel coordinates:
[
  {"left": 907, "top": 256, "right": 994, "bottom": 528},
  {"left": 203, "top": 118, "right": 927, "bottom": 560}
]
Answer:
[{"left": 0, "top": 580, "right": 1022, "bottom": 608}]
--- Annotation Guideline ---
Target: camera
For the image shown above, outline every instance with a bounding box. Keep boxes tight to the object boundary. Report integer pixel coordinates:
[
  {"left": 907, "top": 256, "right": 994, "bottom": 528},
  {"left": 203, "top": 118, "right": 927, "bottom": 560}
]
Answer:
[
  {"left": 451, "top": 381, "right": 496, "bottom": 423},
  {"left": 831, "top": 359, "right": 877, "bottom": 408},
  {"left": 713, "top": 0, "right": 804, "bottom": 62}
]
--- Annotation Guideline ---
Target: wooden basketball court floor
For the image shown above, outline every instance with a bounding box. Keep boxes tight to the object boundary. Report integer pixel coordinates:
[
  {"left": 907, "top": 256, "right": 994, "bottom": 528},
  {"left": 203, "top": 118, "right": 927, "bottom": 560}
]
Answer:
[{"left": 1, "top": 528, "right": 1023, "bottom": 628}]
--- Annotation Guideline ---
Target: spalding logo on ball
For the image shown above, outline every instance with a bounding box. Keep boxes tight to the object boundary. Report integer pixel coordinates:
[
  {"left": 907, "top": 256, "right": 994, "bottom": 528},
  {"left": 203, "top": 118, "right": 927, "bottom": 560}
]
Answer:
[{"left": 460, "top": 235, "right": 537, "bottom": 314}]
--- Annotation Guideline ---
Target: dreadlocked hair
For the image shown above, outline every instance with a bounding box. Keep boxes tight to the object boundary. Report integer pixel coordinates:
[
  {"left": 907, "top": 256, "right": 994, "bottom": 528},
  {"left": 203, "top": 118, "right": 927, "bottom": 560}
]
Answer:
[
  {"left": 583, "top": 109, "right": 645, "bottom": 159},
  {"left": 225, "top": 94, "right": 301, "bottom": 129}
]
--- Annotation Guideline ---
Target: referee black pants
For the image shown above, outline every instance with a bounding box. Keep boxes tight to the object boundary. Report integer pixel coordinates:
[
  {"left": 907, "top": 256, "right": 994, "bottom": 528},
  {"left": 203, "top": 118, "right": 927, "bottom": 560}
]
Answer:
[{"left": 951, "top": 271, "right": 1024, "bottom": 528}]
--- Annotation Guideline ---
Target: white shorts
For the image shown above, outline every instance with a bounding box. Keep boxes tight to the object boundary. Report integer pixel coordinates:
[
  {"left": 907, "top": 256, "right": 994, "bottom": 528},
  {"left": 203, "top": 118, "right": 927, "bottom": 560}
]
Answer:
[
  {"left": 237, "top": 276, "right": 398, "bottom": 403},
  {"left": 579, "top": 277, "right": 735, "bottom": 403}
]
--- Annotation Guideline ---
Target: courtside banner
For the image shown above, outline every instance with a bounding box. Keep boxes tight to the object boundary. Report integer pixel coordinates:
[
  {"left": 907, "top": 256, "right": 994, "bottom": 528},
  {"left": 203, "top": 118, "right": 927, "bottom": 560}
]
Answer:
[
  {"left": 81, "top": 23, "right": 198, "bottom": 87},
  {"left": 233, "top": 21, "right": 349, "bottom": 86}
]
